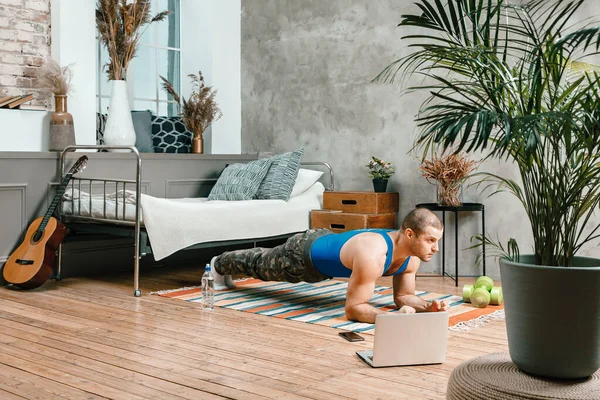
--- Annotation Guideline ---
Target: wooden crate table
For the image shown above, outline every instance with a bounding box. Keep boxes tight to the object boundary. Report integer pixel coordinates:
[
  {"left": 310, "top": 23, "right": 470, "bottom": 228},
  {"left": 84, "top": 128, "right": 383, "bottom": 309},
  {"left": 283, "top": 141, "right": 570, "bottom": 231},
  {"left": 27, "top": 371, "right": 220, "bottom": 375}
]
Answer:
[{"left": 311, "top": 191, "right": 399, "bottom": 233}]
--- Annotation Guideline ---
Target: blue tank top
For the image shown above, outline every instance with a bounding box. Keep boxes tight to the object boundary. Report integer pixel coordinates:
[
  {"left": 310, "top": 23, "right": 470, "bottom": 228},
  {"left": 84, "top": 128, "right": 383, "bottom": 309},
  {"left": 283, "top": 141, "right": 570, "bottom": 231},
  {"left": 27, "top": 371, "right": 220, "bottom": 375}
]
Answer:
[{"left": 309, "top": 229, "right": 410, "bottom": 278}]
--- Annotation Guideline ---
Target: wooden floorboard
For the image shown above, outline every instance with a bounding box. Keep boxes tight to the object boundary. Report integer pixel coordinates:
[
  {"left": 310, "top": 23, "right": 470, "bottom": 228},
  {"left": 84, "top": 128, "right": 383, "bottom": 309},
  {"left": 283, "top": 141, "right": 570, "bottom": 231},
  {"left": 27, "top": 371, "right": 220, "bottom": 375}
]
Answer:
[{"left": 0, "top": 265, "right": 508, "bottom": 399}]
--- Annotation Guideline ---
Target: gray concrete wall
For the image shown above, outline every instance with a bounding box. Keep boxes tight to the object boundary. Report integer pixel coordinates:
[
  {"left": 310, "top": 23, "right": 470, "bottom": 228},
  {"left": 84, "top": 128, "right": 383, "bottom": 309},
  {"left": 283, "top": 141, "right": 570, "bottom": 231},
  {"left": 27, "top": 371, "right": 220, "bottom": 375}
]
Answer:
[{"left": 241, "top": 0, "right": 600, "bottom": 278}]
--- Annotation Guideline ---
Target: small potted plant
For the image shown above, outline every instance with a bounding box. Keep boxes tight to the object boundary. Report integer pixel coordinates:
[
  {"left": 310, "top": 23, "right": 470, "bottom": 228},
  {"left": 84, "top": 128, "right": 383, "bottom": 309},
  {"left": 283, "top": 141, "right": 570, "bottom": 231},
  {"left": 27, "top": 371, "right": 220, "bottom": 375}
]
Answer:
[
  {"left": 35, "top": 57, "right": 75, "bottom": 151},
  {"left": 366, "top": 156, "right": 394, "bottom": 192},
  {"left": 419, "top": 153, "right": 479, "bottom": 206},
  {"left": 161, "top": 71, "right": 222, "bottom": 154}
]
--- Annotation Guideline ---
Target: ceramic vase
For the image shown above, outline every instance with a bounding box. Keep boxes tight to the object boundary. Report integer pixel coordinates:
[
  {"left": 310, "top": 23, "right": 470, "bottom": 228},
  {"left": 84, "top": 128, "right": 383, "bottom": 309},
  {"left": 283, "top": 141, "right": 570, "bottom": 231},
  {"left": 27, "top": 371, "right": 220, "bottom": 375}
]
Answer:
[
  {"left": 103, "top": 80, "right": 136, "bottom": 152},
  {"left": 191, "top": 128, "right": 204, "bottom": 154},
  {"left": 49, "top": 95, "right": 76, "bottom": 151}
]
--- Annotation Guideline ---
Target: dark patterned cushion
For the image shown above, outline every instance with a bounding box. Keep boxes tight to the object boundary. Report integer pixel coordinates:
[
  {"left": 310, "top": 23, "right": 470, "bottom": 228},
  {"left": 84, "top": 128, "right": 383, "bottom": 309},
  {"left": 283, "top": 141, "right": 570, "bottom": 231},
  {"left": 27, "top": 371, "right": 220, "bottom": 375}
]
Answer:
[
  {"left": 132, "top": 110, "right": 154, "bottom": 153},
  {"left": 96, "top": 112, "right": 109, "bottom": 152},
  {"left": 208, "top": 158, "right": 273, "bottom": 201},
  {"left": 151, "top": 115, "right": 192, "bottom": 153},
  {"left": 96, "top": 113, "right": 107, "bottom": 145},
  {"left": 255, "top": 149, "right": 304, "bottom": 201}
]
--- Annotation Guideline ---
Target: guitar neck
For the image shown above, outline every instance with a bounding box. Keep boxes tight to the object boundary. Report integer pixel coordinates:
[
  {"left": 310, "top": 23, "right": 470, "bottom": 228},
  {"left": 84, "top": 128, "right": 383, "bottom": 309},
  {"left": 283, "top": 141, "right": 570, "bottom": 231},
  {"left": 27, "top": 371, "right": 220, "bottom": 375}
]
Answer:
[{"left": 38, "top": 173, "right": 73, "bottom": 233}]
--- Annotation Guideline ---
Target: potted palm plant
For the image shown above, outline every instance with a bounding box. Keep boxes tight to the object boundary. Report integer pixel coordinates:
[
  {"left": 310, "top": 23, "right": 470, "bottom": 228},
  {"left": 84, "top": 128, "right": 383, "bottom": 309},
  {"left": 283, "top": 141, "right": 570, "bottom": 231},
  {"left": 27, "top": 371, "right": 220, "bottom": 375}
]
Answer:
[{"left": 377, "top": 0, "right": 600, "bottom": 379}]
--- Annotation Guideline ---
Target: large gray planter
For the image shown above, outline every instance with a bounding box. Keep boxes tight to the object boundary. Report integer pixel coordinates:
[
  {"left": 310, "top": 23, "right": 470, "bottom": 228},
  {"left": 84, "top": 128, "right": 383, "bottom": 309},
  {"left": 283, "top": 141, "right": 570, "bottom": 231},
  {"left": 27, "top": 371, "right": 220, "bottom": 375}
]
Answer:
[{"left": 499, "top": 255, "right": 600, "bottom": 379}]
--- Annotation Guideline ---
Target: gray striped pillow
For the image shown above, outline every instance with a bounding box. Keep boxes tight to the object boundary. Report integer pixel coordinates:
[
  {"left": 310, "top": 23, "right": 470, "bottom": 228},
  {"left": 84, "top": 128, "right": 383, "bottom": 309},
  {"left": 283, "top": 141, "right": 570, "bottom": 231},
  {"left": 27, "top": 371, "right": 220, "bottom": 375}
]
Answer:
[
  {"left": 255, "top": 149, "right": 304, "bottom": 201},
  {"left": 208, "top": 158, "right": 273, "bottom": 201}
]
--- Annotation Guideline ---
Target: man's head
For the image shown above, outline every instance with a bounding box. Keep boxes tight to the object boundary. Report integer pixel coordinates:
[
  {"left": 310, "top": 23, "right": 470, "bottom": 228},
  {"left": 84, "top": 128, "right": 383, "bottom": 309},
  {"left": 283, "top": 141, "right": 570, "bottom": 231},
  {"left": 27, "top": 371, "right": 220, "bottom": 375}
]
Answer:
[{"left": 400, "top": 208, "right": 444, "bottom": 262}]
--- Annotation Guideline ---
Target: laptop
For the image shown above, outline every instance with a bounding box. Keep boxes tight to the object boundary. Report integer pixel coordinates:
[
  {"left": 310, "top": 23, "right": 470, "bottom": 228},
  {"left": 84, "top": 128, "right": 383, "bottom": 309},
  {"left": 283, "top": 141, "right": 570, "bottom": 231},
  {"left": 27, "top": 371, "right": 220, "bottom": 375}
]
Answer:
[{"left": 356, "top": 312, "right": 449, "bottom": 367}]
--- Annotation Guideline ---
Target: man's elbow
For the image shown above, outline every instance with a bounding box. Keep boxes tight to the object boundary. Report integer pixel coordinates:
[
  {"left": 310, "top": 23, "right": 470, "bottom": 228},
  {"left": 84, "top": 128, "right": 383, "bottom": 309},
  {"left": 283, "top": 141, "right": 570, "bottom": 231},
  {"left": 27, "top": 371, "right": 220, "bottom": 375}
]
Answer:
[
  {"left": 345, "top": 305, "right": 359, "bottom": 322},
  {"left": 394, "top": 296, "right": 409, "bottom": 309}
]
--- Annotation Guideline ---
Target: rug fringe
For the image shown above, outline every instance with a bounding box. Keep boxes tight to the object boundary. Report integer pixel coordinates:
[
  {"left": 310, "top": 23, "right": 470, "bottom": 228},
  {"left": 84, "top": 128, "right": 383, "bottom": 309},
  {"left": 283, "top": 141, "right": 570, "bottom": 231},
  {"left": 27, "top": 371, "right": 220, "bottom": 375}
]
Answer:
[
  {"left": 149, "top": 286, "right": 202, "bottom": 295},
  {"left": 449, "top": 310, "right": 505, "bottom": 332}
]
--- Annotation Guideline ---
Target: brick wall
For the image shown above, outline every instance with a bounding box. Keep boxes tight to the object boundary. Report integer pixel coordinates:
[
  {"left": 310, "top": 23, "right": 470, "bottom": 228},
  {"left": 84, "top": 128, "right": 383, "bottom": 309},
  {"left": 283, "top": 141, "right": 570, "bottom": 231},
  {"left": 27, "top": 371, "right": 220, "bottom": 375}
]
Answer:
[{"left": 0, "top": 0, "right": 50, "bottom": 106}]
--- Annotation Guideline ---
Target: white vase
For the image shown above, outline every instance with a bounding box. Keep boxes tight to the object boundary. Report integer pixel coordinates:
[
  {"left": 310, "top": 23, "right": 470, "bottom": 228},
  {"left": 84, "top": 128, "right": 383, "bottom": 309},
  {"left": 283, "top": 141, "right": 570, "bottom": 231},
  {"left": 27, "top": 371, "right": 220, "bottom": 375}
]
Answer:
[{"left": 104, "top": 80, "right": 136, "bottom": 152}]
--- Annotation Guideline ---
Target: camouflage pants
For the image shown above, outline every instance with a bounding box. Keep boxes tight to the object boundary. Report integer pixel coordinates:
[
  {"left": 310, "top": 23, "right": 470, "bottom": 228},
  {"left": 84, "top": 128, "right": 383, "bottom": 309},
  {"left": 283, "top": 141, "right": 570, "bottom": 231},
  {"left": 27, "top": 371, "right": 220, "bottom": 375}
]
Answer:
[{"left": 214, "top": 228, "right": 333, "bottom": 283}]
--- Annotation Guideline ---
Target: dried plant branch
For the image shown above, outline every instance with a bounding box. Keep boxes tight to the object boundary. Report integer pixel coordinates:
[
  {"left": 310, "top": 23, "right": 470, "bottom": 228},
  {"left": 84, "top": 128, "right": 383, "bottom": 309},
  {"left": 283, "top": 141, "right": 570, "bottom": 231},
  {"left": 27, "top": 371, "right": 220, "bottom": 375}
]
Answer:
[
  {"left": 96, "top": 0, "right": 170, "bottom": 81},
  {"left": 420, "top": 153, "right": 479, "bottom": 206},
  {"left": 160, "top": 72, "right": 223, "bottom": 140},
  {"left": 35, "top": 57, "right": 73, "bottom": 96}
]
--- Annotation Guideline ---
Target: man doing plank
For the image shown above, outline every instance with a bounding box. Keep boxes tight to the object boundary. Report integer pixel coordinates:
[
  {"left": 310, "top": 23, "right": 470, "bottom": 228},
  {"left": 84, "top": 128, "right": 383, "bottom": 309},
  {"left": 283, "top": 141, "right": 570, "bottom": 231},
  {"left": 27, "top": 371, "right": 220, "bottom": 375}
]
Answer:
[{"left": 211, "top": 207, "right": 447, "bottom": 323}]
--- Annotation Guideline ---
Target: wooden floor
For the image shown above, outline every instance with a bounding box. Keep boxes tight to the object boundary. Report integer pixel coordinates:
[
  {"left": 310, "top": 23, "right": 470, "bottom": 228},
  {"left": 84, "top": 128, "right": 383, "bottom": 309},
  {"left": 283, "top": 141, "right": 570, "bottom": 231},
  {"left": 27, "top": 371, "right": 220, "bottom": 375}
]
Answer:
[{"left": 0, "top": 265, "right": 507, "bottom": 399}]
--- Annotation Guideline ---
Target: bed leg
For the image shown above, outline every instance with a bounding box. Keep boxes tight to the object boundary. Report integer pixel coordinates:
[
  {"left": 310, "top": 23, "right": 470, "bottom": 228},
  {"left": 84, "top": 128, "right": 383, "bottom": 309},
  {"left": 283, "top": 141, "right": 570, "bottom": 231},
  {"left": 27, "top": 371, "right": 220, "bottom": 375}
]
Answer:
[
  {"left": 55, "top": 243, "right": 62, "bottom": 281},
  {"left": 133, "top": 253, "right": 141, "bottom": 297}
]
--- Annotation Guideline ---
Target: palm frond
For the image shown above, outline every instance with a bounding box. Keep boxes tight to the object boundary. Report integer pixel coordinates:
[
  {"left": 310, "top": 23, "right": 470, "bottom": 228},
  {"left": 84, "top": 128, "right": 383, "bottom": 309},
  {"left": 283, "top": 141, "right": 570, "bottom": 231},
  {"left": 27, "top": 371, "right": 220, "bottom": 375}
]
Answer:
[
  {"left": 378, "top": 0, "right": 600, "bottom": 266},
  {"left": 467, "top": 233, "right": 521, "bottom": 266}
]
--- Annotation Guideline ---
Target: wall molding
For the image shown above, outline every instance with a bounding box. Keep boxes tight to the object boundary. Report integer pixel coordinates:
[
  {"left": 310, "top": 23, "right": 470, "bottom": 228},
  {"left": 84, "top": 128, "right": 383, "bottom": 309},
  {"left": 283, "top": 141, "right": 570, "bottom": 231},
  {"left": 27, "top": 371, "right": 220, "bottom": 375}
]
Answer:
[
  {"left": 0, "top": 184, "right": 27, "bottom": 231},
  {"left": 165, "top": 178, "right": 217, "bottom": 198}
]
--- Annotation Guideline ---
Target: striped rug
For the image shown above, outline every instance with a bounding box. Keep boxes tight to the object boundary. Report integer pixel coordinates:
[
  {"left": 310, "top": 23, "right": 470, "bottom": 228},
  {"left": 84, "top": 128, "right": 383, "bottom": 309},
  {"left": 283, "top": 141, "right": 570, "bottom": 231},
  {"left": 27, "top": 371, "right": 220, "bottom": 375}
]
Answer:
[{"left": 156, "top": 278, "right": 504, "bottom": 334}]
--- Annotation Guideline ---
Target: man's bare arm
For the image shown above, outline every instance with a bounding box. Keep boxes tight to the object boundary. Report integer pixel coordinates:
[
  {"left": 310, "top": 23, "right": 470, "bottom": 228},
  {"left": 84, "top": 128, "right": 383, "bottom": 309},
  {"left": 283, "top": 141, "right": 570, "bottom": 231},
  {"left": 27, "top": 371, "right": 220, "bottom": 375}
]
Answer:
[
  {"left": 392, "top": 270, "right": 432, "bottom": 312},
  {"left": 345, "top": 274, "right": 383, "bottom": 323},
  {"left": 343, "top": 244, "right": 388, "bottom": 323},
  {"left": 392, "top": 262, "right": 449, "bottom": 312},
  {"left": 340, "top": 234, "right": 392, "bottom": 323}
]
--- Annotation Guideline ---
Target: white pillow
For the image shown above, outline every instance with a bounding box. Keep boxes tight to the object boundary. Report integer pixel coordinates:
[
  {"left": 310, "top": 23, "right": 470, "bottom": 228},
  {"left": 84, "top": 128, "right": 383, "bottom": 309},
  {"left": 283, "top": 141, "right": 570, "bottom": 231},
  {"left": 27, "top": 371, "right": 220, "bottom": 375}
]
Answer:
[{"left": 290, "top": 168, "right": 324, "bottom": 197}]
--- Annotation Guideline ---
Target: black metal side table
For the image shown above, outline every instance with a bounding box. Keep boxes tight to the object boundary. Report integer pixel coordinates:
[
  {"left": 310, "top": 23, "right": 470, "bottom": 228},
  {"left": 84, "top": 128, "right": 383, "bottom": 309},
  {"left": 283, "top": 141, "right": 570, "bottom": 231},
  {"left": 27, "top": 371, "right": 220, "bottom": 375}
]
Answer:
[{"left": 415, "top": 202, "right": 486, "bottom": 286}]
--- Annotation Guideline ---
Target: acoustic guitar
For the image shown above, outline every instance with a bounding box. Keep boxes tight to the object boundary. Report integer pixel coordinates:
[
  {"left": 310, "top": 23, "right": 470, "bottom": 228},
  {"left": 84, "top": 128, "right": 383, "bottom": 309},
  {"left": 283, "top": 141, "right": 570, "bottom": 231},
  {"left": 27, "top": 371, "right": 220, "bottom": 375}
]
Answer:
[{"left": 3, "top": 155, "right": 88, "bottom": 289}]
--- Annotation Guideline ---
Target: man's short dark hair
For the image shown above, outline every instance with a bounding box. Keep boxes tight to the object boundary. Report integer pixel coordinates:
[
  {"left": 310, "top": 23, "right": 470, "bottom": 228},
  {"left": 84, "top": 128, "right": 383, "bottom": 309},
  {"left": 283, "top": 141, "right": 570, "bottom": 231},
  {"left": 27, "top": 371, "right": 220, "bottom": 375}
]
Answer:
[{"left": 401, "top": 208, "right": 443, "bottom": 235}]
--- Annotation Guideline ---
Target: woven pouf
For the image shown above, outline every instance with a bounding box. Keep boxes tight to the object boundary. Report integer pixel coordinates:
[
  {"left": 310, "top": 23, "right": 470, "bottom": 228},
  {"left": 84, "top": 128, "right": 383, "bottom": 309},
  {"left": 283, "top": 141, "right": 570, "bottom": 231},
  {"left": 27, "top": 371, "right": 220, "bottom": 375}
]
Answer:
[{"left": 447, "top": 352, "right": 600, "bottom": 400}]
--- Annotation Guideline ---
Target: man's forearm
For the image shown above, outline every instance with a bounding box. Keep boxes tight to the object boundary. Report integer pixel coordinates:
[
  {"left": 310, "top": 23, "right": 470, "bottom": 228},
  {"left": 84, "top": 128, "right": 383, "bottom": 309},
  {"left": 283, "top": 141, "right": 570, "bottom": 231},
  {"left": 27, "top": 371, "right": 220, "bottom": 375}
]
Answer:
[
  {"left": 394, "top": 294, "right": 431, "bottom": 312},
  {"left": 346, "top": 303, "right": 386, "bottom": 324}
]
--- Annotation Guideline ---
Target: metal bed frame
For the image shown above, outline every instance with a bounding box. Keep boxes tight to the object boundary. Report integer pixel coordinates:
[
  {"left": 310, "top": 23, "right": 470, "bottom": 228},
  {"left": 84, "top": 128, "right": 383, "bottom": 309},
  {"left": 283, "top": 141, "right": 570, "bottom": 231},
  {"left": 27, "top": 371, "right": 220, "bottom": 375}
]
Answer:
[{"left": 57, "top": 145, "right": 334, "bottom": 296}]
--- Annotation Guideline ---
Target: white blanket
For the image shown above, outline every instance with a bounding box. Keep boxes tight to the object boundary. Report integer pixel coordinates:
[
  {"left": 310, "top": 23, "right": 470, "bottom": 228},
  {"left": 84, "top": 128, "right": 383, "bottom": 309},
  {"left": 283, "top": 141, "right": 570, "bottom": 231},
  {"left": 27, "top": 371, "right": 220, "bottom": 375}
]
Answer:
[
  {"left": 62, "top": 189, "right": 139, "bottom": 221},
  {"left": 141, "top": 182, "right": 325, "bottom": 260}
]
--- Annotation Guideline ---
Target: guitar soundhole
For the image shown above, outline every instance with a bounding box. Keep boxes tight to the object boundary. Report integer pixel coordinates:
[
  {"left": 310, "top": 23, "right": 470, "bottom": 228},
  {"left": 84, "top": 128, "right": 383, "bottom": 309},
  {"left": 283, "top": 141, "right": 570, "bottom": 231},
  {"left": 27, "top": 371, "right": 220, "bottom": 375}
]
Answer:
[{"left": 32, "top": 231, "right": 43, "bottom": 243}]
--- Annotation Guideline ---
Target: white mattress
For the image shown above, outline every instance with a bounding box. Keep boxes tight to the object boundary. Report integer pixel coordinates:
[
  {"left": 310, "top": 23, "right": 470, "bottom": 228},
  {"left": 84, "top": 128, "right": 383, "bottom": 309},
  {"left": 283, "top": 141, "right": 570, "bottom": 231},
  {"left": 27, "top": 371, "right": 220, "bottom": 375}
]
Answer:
[{"left": 62, "top": 183, "right": 325, "bottom": 261}]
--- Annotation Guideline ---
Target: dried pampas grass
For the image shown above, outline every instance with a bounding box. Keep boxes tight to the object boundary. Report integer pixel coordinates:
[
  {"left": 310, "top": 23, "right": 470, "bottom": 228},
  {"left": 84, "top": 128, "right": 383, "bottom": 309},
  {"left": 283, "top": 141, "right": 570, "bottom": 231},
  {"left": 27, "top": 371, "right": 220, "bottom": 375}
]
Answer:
[
  {"left": 36, "top": 58, "right": 73, "bottom": 96},
  {"left": 96, "top": 0, "right": 170, "bottom": 80},
  {"left": 160, "top": 72, "right": 223, "bottom": 140},
  {"left": 420, "top": 153, "right": 479, "bottom": 206}
]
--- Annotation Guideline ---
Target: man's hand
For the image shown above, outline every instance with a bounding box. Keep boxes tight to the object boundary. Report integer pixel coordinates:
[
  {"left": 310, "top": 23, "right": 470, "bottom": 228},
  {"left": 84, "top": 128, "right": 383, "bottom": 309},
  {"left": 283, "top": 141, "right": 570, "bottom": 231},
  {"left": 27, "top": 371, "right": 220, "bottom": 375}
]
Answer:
[{"left": 427, "top": 299, "right": 449, "bottom": 312}]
